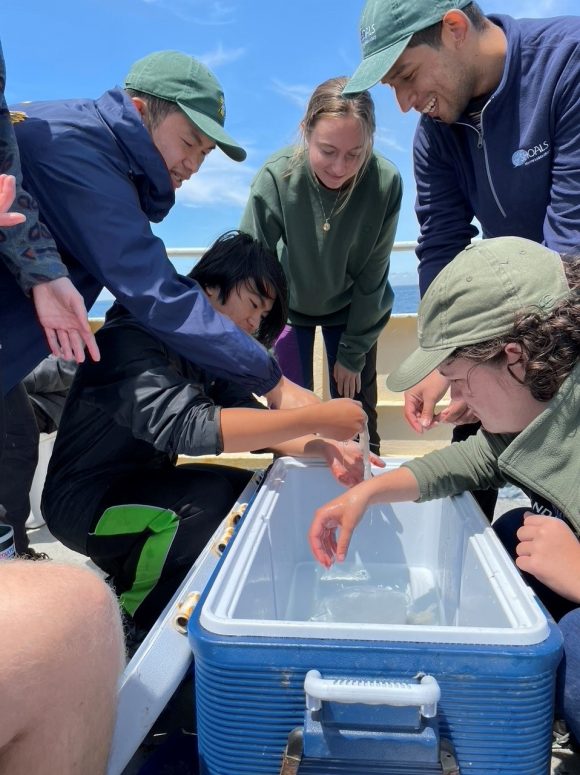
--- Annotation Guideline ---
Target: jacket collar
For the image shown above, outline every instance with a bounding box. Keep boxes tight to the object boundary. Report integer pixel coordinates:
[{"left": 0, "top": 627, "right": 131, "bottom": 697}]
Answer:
[{"left": 95, "top": 88, "right": 175, "bottom": 223}]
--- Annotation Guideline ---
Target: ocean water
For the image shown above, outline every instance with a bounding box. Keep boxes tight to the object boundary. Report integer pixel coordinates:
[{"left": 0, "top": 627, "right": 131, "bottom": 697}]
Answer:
[{"left": 88, "top": 284, "right": 421, "bottom": 319}]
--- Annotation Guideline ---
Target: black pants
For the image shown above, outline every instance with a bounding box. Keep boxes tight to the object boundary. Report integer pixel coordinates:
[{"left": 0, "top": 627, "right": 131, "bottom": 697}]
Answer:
[
  {"left": 275, "top": 324, "right": 381, "bottom": 453},
  {"left": 0, "top": 382, "right": 39, "bottom": 553},
  {"left": 452, "top": 422, "right": 498, "bottom": 521},
  {"left": 86, "top": 463, "right": 253, "bottom": 629}
]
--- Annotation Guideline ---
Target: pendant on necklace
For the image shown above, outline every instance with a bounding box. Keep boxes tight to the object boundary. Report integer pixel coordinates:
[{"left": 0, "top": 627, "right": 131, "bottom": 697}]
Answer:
[{"left": 322, "top": 221, "right": 331, "bottom": 233}]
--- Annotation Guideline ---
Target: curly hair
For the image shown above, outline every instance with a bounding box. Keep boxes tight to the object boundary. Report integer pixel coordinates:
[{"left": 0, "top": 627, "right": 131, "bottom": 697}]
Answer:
[{"left": 452, "top": 258, "right": 580, "bottom": 402}]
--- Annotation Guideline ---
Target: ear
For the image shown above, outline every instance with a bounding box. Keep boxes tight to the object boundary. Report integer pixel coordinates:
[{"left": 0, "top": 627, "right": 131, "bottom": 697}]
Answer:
[
  {"left": 504, "top": 342, "right": 525, "bottom": 366},
  {"left": 130, "top": 96, "right": 148, "bottom": 119},
  {"left": 441, "top": 9, "right": 470, "bottom": 49}
]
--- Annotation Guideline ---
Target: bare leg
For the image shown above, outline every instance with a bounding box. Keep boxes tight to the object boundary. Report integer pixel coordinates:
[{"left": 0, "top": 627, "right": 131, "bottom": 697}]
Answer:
[{"left": 0, "top": 561, "right": 125, "bottom": 774}]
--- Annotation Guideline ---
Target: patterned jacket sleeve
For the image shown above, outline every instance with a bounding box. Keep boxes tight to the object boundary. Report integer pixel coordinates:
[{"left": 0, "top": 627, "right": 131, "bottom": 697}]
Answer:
[{"left": 0, "top": 42, "right": 67, "bottom": 293}]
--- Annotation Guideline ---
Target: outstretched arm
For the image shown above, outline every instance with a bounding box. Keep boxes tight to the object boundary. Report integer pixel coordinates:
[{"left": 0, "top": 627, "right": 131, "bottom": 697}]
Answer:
[
  {"left": 308, "top": 466, "right": 420, "bottom": 567},
  {"left": 220, "top": 397, "right": 366, "bottom": 452}
]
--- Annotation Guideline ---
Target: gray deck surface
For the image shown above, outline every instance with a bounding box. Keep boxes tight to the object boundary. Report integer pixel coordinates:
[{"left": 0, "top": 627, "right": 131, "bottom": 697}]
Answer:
[{"left": 28, "top": 487, "right": 580, "bottom": 775}]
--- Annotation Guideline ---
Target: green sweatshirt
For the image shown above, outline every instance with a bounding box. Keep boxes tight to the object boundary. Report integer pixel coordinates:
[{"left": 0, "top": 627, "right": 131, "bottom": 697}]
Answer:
[
  {"left": 240, "top": 147, "right": 402, "bottom": 372},
  {"left": 404, "top": 363, "right": 580, "bottom": 535}
]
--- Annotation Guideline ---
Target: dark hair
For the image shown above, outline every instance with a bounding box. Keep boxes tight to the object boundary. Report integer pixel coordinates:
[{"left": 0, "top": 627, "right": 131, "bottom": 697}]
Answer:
[
  {"left": 408, "top": 3, "right": 487, "bottom": 49},
  {"left": 189, "top": 231, "right": 288, "bottom": 349},
  {"left": 452, "top": 258, "right": 580, "bottom": 402},
  {"left": 124, "top": 89, "right": 182, "bottom": 130}
]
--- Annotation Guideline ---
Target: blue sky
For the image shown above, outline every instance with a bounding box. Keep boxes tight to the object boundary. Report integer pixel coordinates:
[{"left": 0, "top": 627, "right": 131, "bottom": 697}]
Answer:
[{"left": 2, "top": 0, "right": 577, "bottom": 280}]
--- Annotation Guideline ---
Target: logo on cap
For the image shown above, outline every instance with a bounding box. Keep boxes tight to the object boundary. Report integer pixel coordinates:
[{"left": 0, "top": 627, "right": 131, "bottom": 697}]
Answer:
[{"left": 360, "top": 23, "right": 377, "bottom": 49}]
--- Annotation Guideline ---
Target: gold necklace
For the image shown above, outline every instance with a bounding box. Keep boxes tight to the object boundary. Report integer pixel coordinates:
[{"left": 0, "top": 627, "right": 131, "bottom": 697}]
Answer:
[{"left": 315, "top": 182, "right": 342, "bottom": 234}]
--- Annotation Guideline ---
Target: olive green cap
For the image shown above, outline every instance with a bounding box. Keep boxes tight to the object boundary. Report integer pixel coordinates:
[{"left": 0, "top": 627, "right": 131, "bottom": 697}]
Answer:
[
  {"left": 387, "top": 237, "right": 570, "bottom": 392},
  {"left": 125, "top": 50, "right": 246, "bottom": 162},
  {"left": 344, "top": 0, "right": 471, "bottom": 94}
]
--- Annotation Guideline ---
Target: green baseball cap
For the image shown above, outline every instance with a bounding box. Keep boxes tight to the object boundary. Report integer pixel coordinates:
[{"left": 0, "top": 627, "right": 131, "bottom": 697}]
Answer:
[
  {"left": 344, "top": 0, "right": 471, "bottom": 94},
  {"left": 387, "top": 237, "right": 570, "bottom": 392},
  {"left": 125, "top": 50, "right": 246, "bottom": 162}
]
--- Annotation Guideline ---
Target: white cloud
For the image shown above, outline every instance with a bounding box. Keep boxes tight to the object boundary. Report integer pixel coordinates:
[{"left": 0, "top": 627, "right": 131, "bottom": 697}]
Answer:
[
  {"left": 271, "top": 78, "right": 313, "bottom": 110},
  {"left": 176, "top": 152, "right": 257, "bottom": 208},
  {"left": 197, "top": 43, "right": 246, "bottom": 69},
  {"left": 374, "top": 127, "right": 407, "bottom": 154},
  {"left": 140, "top": 0, "right": 235, "bottom": 25}
]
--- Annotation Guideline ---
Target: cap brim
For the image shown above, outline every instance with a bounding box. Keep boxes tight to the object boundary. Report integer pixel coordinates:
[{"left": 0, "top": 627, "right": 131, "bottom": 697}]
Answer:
[
  {"left": 179, "top": 104, "right": 247, "bottom": 162},
  {"left": 343, "top": 36, "right": 411, "bottom": 94},
  {"left": 386, "top": 346, "right": 456, "bottom": 393}
]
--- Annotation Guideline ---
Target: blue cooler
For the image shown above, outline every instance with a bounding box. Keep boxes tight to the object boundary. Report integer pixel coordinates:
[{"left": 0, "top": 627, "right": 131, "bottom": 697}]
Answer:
[{"left": 189, "top": 457, "right": 562, "bottom": 774}]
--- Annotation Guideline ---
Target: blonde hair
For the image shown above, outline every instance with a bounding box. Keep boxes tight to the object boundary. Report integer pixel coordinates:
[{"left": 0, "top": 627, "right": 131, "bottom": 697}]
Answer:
[{"left": 288, "top": 76, "right": 376, "bottom": 215}]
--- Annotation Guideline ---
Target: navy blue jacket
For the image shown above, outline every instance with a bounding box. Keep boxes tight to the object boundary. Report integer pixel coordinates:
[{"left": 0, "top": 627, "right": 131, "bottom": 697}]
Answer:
[
  {"left": 414, "top": 14, "right": 580, "bottom": 294},
  {"left": 0, "top": 88, "right": 281, "bottom": 393}
]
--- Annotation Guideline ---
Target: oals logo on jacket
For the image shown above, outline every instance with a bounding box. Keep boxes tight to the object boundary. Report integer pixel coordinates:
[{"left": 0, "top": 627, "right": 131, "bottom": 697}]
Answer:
[{"left": 512, "top": 140, "right": 550, "bottom": 167}]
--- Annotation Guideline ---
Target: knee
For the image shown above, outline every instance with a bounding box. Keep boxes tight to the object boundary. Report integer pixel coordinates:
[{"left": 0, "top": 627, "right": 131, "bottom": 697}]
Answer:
[
  {"left": 62, "top": 566, "right": 126, "bottom": 668},
  {"left": 0, "top": 562, "right": 125, "bottom": 669}
]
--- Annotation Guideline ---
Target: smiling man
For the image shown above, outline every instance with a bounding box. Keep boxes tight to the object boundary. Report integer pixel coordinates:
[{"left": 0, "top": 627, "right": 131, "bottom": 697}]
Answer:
[
  {"left": 344, "top": 0, "right": 580, "bottom": 517},
  {"left": 1, "top": 50, "right": 314, "bottom": 412}
]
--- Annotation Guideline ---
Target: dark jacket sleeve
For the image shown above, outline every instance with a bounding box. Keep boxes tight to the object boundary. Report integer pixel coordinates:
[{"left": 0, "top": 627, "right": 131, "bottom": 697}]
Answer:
[
  {"left": 0, "top": 43, "right": 67, "bottom": 293},
  {"left": 413, "top": 119, "right": 479, "bottom": 296},
  {"left": 80, "top": 323, "right": 227, "bottom": 457},
  {"left": 14, "top": 108, "right": 282, "bottom": 395}
]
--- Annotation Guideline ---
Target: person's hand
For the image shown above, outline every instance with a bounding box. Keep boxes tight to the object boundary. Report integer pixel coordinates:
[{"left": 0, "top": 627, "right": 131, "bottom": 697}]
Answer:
[
  {"left": 31, "top": 277, "right": 100, "bottom": 363},
  {"left": 403, "top": 370, "right": 478, "bottom": 432},
  {"left": 264, "top": 375, "right": 321, "bottom": 410},
  {"left": 313, "top": 438, "right": 385, "bottom": 487},
  {"left": 313, "top": 398, "right": 366, "bottom": 441},
  {"left": 403, "top": 371, "right": 449, "bottom": 432},
  {"left": 333, "top": 362, "right": 361, "bottom": 399},
  {"left": 515, "top": 514, "right": 580, "bottom": 603},
  {"left": 309, "top": 486, "right": 371, "bottom": 567},
  {"left": 0, "top": 174, "right": 26, "bottom": 227}
]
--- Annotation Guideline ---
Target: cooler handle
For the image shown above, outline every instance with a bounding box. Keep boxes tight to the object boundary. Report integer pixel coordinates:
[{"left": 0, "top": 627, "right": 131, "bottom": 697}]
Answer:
[{"left": 304, "top": 670, "right": 440, "bottom": 718}]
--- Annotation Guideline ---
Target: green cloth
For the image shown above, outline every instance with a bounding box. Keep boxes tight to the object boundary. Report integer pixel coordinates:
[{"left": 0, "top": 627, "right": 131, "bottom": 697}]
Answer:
[
  {"left": 403, "top": 363, "right": 580, "bottom": 534},
  {"left": 240, "top": 147, "right": 402, "bottom": 373},
  {"left": 92, "top": 503, "right": 179, "bottom": 616}
]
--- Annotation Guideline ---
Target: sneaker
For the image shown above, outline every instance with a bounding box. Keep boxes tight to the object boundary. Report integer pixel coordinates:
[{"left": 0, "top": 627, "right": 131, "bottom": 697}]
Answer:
[
  {"left": 553, "top": 719, "right": 580, "bottom": 753},
  {"left": 17, "top": 547, "right": 51, "bottom": 561}
]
